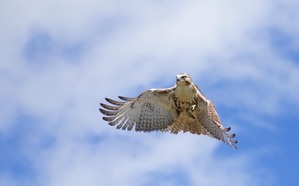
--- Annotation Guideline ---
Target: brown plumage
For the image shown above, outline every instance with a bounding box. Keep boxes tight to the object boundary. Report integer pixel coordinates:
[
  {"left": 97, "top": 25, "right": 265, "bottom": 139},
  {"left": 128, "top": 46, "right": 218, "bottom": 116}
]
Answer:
[{"left": 99, "top": 73, "right": 237, "bottom": 148}]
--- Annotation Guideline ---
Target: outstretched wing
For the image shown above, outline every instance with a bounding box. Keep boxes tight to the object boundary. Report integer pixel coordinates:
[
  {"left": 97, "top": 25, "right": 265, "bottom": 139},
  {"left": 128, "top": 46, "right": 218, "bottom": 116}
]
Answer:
[
  {"left": 99, "top": 88, "right": 178, "bottom": 132},
  {"left": 195, "top": 100, "right": 238, "bottom": 149}
]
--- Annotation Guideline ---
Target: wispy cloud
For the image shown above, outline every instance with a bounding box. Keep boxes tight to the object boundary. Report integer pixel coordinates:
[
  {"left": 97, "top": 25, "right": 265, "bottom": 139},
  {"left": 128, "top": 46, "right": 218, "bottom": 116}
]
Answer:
[{"left": 1, "top": 0, "right": 299, "bottom": 186}]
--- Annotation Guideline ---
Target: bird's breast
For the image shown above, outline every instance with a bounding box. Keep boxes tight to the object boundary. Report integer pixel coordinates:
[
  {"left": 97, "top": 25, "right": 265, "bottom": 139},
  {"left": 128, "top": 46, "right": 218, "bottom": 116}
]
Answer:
[{"left": 173, "top": 85, "right": 197, "bottom": 111}]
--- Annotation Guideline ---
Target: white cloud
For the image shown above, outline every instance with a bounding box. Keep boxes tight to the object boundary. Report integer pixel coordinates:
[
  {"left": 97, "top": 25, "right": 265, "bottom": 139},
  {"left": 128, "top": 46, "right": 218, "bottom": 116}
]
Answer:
[
  {"left": 30, "top": 133, "right": 262, "bottom": 186},
  {"left": 1, "top": 0, "right": 299, "bottom": 185}
]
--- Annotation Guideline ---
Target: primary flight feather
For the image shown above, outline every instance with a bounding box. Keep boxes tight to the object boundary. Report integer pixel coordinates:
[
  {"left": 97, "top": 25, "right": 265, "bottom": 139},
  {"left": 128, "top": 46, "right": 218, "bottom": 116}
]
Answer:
[{"left": 99, "top": 73, "right": 237, "bottom": 148}]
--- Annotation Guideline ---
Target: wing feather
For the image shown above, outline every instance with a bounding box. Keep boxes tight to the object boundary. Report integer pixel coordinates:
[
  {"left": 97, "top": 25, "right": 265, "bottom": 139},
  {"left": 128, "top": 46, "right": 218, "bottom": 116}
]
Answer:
[
  {"left": 102, "top": 116, "right": 115, "bottom": 122},
  {"left": 105, "top": 98, "right": 126, "bottom": 106},
  {"left": 99, "top": 108, "right": 117, "bottom": 116},
  {"left": 118, "top": 96, "right": 134, "bottom": 101},
  {"left": 99, "top": 88, "right": 178, "bottom": 132},
  {"left": 195, "top": 101, "right": 238, "bottom": 149},
  {"left": 100, "top": 103, "right": 119, "bottom": 110}
]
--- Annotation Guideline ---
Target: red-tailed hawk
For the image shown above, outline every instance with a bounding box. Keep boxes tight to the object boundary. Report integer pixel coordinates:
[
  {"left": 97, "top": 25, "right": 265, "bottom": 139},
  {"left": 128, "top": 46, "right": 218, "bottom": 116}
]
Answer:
[{"left": 99, "top": 73, "right": 237, "bottom": 148}]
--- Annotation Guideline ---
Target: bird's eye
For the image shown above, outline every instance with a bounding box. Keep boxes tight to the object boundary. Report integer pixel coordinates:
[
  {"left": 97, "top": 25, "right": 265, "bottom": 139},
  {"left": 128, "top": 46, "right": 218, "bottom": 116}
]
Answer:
[{"left": 181, "top": 75, "right": 187, "bottom": 79}]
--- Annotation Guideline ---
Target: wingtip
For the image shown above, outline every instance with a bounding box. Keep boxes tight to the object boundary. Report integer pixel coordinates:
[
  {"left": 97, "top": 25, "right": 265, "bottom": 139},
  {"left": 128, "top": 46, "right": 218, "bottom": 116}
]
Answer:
[
  {"left": 105, "top": 97, "right": 111, "bottom": 102},
  {"left": 229, "top": 133, "right": 236, "bottom": 138},
  {"left": 228, "top": 141, "right": 238, "bottom": 149},
  {"left": 99, "top": 107, "right": 103, "bottom": 113},
  {"left": 99, "top": 108, "right": 106, "bottom": 114},
  {"left": 231, "top": 139, "right": 238, "bottom": 144},
  {"left": 118, "top": 96, "right": 133, "bottom": 101},
  {"left": 102, "top": 116, "right": 114, "bottom": 122},
  {"left": 224, "top": 127, "right": 231, "bottom": 132},
  {"left": 105, "top": 97, "right": 126, "bottom": 105}
]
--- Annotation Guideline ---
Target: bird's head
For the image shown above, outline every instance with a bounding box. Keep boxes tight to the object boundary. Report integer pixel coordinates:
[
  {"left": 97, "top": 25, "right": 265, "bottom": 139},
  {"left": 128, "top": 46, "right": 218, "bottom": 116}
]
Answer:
[{"left": 176, "top": 73, "right": 192, "bottom": 86}]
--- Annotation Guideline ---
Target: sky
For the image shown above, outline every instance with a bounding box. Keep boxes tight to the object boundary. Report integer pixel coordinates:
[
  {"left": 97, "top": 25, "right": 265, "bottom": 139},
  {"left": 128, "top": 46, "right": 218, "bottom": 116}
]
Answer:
[{"left": 1, "top": 0, "right": 299, "bottom": 186}]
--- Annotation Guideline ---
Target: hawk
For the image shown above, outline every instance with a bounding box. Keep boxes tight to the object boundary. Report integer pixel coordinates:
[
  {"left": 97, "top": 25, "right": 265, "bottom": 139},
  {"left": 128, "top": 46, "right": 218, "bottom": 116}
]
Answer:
[{"left": 99, "top": 73, "right": 237, "bottom": 148}]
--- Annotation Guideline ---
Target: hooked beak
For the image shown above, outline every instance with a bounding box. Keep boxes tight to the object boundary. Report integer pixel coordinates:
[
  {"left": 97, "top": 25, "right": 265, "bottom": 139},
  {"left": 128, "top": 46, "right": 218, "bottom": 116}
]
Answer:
[{"left": 176, "top": 75, "right": 186, "bottom": 82}]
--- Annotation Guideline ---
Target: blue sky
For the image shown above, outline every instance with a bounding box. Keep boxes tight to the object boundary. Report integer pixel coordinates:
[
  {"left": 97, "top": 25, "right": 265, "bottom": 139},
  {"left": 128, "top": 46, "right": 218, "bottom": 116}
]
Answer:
[{"left": 1, "top": 0, "right": 299, "bottom": 186}]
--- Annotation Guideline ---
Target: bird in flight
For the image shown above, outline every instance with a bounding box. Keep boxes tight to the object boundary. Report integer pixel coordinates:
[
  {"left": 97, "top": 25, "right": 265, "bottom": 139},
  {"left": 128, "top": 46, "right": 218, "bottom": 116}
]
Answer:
[{"left": 99, "top": 73, "right": 237, "bottom": 148}]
